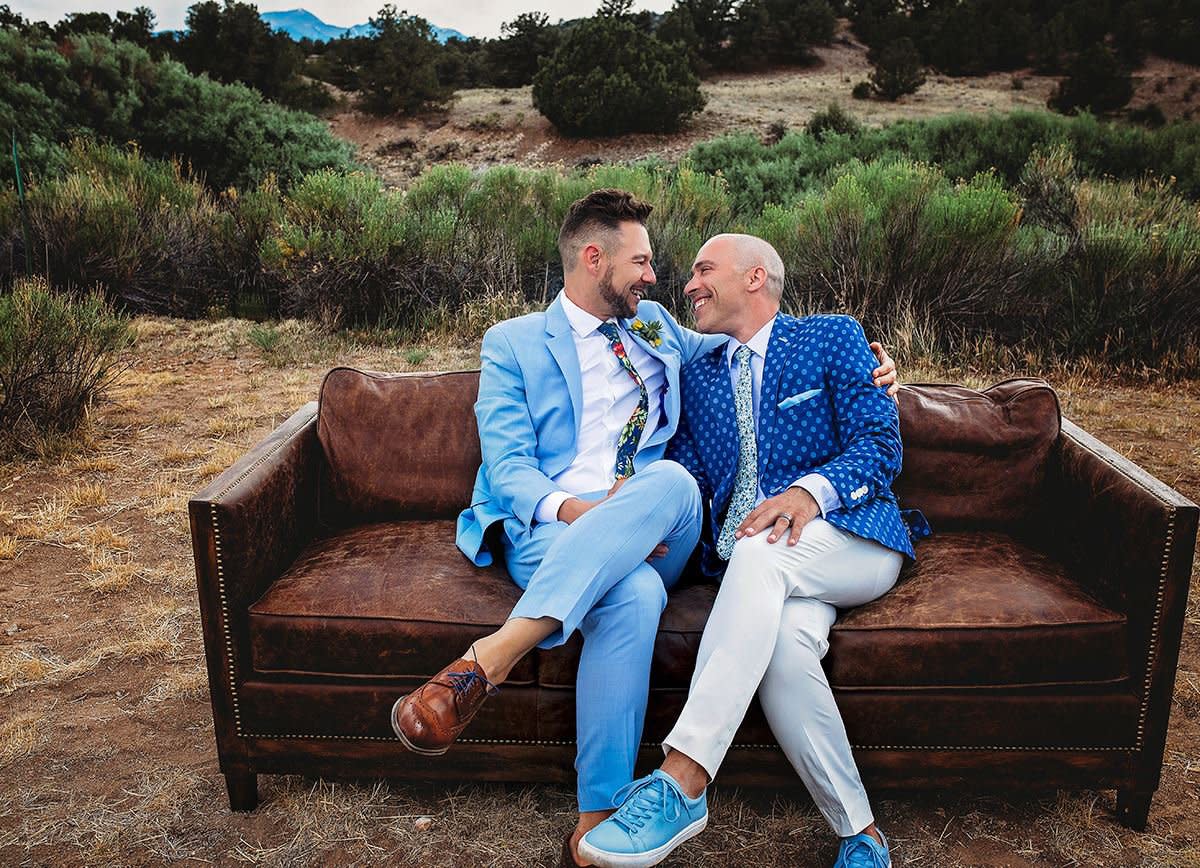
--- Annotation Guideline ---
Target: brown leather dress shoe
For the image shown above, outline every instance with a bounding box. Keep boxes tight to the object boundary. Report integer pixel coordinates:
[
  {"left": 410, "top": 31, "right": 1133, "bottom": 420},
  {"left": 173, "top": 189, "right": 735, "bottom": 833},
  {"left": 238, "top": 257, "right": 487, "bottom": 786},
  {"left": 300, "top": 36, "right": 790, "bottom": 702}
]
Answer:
[{"left": 390, "top": 657, "right": 497, "bottom": 755}]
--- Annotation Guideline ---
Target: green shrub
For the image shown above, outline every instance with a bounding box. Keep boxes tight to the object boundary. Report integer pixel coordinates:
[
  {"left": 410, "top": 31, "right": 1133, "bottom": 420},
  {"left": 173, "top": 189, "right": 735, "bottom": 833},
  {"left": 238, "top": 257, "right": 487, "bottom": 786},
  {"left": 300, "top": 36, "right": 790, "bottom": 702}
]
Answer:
[
  {"left": 1128, "top": 103, "right": 1167, "bottom": 128},
  {"left": 357, "top": 6, "right": 452, "bottom": 116},
  {"left": 0, "top": 276, "right": 133, "bottom": 454},
  {"left": 1050, "top": 176, "right": 1200, "bottom": 361},
  {"left": 0, "top": 29, "right": 356, "bottom": 190},
  {"left": 262, "top": 169, "right": 407, "bottom": 325},
  {"left": 805, "top": 103, "right": 862, "bottom": 140},
  {"left": 1050, "top": 43, "right": 1133, "bottom": 115},
  {"left": 532, "top": 15, "right": 704, "bottom": 136},
  {"left": 783, "top": 160, "right": 1026, "bottom": 342},
  {"left": 870, "top": 38, "right": 926, "bottom": 101},
  {"left": 685, "top": 112, "right": 1200, "bottom": 214},
  {"left": 728, "top": 0, "right": 836, "bottom": 67},
  {"left": 22, "top": 140, "right": 225, "bottom": 315}
]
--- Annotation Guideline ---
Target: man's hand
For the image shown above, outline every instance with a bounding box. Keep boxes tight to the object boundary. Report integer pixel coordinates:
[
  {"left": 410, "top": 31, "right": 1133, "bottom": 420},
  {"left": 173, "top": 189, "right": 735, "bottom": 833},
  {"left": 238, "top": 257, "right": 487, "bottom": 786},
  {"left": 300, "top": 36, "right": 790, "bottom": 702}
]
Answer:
[
  {"left": 558, "top": 476, "right": 630, "bottom": 524},
  {"left": 869, "top": 342, "right": 899, "bottom": 398},
  {"left": 557, "top": 497, "right": 595, "bottom": 524},
  {"left": 558, "top": 480, "right": 669, "bottom": 559},
  {"left": 737, "top": 487, "right": 820, "bottom": 546}
]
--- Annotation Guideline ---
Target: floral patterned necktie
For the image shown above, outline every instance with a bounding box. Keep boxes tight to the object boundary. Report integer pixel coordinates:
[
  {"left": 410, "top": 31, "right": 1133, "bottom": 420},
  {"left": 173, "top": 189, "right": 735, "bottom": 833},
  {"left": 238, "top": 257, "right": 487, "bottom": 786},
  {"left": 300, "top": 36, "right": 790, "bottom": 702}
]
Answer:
[
  {"left": 597, "top": 321, "right": 648, "bottom": 479},
  {"left": 717, "top": 344, "right": 757, "bottom": 559}
]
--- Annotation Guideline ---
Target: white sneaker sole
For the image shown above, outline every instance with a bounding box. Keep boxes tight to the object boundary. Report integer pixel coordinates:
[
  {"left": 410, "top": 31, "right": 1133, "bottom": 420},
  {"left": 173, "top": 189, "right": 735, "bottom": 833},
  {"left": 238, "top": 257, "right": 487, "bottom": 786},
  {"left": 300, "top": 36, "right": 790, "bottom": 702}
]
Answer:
[{"left": 577, "top": 814, "right": 708, "bottom": 868}]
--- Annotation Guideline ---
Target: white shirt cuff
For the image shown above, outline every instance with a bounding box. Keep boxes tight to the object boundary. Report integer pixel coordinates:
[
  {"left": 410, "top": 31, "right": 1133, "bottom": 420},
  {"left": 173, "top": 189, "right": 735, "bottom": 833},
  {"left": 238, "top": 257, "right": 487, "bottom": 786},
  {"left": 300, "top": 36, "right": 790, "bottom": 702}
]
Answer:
[
  {"left": 534, "top": 490, "right": 574, "bottom": 524},
  {"left": 790, "top": 474, "right": 842, "bottom": 518}
]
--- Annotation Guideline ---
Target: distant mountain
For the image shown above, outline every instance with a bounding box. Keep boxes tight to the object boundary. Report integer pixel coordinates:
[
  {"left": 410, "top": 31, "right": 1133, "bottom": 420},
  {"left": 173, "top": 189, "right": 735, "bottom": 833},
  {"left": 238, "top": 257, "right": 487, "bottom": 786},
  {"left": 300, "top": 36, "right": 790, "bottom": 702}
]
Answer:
[{"left": 261, "top": 9, "right": 468, "bottom": 43}]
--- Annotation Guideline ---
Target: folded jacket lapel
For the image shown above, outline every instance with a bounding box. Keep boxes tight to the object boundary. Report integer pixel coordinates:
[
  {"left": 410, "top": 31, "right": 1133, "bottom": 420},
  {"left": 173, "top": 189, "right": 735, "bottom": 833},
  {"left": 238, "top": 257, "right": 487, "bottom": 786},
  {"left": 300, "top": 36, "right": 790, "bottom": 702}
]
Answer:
[
  {"left": 759, "top": 313, "right": 792, "bottom": 479},
  {"left": 695, "top": 347, "right": 738, "bottom": 509},
  {"left": 545, "top": 299, "right": 583, "bottom": 440},
  {"left": 623, "top": 317, "right": 681, "bottom": 449}
]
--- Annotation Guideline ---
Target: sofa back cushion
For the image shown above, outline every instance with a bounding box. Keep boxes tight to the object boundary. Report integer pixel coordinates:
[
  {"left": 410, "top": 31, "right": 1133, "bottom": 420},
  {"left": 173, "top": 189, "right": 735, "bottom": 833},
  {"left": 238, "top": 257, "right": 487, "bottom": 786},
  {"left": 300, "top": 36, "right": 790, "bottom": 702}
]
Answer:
[
  {"left": 894, "top": 379, "right": 1060, "bottom": 528},
  {"left": 316, "top": 368, "right": 1059, "bottom": 528},
  {"left": 318, "top": 368, "right": 481, "bottom": 520}
]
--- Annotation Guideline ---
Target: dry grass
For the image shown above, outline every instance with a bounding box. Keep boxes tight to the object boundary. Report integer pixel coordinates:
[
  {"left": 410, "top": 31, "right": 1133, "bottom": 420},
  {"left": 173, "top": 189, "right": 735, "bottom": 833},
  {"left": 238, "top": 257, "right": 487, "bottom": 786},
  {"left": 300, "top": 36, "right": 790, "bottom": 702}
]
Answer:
[
  {"left": 81, "top": 548, "right": 141, "bottom": 593},
  {"left": 0, "top": 710, "right": 49, "bottom": 769},
  {"left": 0, "top": 535, "right": 16, "bottom": 560},
  {"left": 0, "top": 315, "right": 1196, "bottom": 866}
]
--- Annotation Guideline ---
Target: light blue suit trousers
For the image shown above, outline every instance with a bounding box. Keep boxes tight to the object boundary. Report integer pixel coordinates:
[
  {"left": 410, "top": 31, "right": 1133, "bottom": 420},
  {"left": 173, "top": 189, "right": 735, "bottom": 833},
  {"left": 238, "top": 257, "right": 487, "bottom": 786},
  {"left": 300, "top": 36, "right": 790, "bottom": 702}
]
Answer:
[{"left": 502, "top": 460, "right": 702, "bottom": 811}]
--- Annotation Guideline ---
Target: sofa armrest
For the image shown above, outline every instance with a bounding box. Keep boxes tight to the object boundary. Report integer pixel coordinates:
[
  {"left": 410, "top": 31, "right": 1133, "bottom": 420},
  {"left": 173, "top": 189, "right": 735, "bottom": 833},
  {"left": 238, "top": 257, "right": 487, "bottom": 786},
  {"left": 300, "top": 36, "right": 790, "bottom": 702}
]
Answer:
[
  {"left": 188, "top": 401, "right": 321, "bottom": 754},
  {"left": 1046, "top": 418, "right": 1197, "bottom": 772}
]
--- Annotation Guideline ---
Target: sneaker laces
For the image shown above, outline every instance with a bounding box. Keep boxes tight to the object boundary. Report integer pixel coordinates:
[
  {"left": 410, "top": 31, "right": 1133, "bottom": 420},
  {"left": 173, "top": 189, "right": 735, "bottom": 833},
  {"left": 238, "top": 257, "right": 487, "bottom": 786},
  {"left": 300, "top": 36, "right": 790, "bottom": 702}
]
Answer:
[
  {"left": 841, "top": 837, "right": 885, "bottom": 868},
  {"left": 609, "top": 776, "right": 682, "bottom": 835}
]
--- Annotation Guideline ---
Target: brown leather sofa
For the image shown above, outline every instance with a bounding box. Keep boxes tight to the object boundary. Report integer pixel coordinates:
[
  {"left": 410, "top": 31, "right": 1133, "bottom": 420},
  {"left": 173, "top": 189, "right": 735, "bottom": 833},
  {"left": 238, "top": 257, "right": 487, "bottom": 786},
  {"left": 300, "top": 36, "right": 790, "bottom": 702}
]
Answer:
[{"left": 189, "top": 370, "right": 1198, "bottom": 830}]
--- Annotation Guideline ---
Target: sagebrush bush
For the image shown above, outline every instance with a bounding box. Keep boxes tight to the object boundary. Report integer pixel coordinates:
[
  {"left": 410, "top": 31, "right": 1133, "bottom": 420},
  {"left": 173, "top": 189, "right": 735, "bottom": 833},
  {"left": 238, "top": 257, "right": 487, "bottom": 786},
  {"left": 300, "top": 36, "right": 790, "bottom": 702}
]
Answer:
[
  {"left": 805, "top": 104, "right": 863, "bottom": 140},
  {"left": 0, "top": 277, "right": 133, "bottom": 454},
  {"left": 686, "top": 112, "right": 1200, "bottom": 214},
  {"left": 3, "top": 129, "right": 1199, "bottom": 367},
  {"left": 20, "top": 141, "right": 225, "bottom": 315},
  {"left": 782, "top": 160, "right": 1026, "bottom": 342},
  {"left": 1055, "top": 177, "right": 1200, "bottom": 361},
  {"left": 532, "top": 15, "right": 704, "bottom": 136}
]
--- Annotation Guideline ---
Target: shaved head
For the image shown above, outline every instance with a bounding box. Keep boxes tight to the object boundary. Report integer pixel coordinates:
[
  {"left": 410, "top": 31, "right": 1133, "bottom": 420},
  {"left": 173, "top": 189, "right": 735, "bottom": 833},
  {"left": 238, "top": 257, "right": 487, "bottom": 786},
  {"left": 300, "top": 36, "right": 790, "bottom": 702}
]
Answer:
[{"left": 707, "top": 233, "right": 785, "bottom": 300}]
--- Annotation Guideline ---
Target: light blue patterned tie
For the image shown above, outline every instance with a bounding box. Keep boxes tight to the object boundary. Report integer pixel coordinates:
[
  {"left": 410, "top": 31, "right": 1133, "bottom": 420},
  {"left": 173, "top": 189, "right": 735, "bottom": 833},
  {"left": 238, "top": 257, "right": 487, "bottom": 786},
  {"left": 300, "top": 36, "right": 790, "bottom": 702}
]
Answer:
[{"left": 717, "top": 345, "right": 757, "bottom": 560}]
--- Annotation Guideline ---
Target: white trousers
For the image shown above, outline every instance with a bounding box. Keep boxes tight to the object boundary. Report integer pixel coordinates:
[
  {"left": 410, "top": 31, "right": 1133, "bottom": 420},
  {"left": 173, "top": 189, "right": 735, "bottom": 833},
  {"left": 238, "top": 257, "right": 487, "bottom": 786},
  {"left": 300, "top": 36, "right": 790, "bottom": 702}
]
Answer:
[{"left": 663, "top": 519, "right": 903, "bottom": 836}]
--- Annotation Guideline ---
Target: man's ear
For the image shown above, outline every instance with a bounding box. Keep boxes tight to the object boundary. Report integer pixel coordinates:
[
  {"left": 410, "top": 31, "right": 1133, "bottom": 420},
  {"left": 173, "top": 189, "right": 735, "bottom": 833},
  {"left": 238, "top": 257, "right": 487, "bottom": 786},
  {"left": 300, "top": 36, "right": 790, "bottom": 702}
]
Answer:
[
  {"left": 745, "top": 265, "right": 768, "bottom": 293},
  {"left": 581, "top": 242, "right": 604, "bottom": 276}
]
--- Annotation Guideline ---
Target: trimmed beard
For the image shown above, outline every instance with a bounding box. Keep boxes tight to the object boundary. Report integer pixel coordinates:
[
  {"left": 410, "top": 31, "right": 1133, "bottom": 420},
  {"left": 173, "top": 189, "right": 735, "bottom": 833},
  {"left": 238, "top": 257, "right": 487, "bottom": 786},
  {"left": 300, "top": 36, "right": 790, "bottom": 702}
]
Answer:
[{"left": 598, "top": 265, "right": 639, "bottom": 319}]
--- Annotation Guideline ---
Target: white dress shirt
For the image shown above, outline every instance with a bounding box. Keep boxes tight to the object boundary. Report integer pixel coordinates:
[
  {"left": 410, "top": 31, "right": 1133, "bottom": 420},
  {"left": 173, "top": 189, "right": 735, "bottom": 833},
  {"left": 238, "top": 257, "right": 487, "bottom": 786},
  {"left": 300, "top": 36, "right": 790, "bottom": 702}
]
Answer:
[
  {"left": 534, "top": 291, "right": 667, "bottom": 523},
  {"left": 725, "top": 318, "right": 841, "bottom": 517}
]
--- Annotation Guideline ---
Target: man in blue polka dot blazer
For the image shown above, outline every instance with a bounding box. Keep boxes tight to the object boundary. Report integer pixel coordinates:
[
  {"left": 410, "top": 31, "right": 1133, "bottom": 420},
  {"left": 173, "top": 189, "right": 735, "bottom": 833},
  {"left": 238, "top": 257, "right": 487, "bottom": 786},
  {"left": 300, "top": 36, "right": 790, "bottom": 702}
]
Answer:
[{"left": 579, "top": 234, "right": 929, "bottom": 868}]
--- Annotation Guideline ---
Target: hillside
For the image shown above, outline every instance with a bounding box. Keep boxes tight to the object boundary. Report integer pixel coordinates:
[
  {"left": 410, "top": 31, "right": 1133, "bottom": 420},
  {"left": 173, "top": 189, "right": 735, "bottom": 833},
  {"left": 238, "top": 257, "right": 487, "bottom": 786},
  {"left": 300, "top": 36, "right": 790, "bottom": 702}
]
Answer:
[{"left": 326, "top": 22, "right": 1200, "bottom": 188}]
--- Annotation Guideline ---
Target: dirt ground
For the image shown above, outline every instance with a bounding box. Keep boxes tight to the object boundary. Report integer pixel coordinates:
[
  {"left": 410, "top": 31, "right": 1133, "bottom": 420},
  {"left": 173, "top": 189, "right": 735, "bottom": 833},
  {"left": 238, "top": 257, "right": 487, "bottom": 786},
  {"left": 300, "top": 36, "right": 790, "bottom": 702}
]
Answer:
[
  {"left": 326, "top": 21, "right": 1200, "bottom": 187},
  {"left": 1, "top": 317, "right": 1198, "bottom": 866}
]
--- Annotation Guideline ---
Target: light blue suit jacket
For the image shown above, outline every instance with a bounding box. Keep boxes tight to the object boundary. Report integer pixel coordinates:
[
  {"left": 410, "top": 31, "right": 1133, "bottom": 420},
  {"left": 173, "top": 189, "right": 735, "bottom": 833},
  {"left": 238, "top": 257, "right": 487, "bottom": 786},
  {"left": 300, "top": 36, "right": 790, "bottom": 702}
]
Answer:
[{"left": 456, "top": 296, "right": 722, "bottom": 566}]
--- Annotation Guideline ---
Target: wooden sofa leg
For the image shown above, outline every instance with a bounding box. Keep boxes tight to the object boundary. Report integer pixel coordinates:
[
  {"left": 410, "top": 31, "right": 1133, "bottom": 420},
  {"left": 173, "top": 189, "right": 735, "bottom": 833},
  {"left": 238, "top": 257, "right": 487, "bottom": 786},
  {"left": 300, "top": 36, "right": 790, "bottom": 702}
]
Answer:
[
  {"left": 225, "top": 770, "right": 259, "bottom": 812},
  {"left": 1116, "top": 788, "right": 1152, "bottom": 830}
]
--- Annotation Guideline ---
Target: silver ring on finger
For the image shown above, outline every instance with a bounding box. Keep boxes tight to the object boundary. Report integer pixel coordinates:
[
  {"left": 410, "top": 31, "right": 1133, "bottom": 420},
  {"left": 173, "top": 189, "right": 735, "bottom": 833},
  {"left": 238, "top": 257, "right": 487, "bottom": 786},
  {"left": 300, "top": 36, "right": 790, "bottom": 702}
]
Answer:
[{"left": 777, "top": 512, "right": 794, "bottom": 525}]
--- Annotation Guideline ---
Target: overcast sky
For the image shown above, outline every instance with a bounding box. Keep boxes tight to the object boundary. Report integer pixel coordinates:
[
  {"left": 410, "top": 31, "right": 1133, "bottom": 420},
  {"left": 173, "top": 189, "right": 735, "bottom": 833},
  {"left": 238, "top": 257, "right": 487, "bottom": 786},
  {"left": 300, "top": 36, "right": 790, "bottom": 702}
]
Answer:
[{"left": 9, "top": 0, "right": 674, "bottom": 37}]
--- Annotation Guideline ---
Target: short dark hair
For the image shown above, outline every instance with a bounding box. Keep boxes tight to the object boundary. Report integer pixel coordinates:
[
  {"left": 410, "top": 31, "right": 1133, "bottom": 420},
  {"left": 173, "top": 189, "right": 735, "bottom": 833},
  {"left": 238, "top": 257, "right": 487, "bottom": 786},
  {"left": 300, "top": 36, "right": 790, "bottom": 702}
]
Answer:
[{"left": 557, "top": 188, "right": 654, "bottom": 268}]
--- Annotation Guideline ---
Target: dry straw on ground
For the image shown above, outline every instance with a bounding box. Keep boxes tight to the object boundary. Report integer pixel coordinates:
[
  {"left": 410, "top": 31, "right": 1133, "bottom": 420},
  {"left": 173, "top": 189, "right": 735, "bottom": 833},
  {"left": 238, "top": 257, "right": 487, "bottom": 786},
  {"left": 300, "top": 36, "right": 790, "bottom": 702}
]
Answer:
[{"left": 0, "top": 315, "right": 1198, "bottom": 866}]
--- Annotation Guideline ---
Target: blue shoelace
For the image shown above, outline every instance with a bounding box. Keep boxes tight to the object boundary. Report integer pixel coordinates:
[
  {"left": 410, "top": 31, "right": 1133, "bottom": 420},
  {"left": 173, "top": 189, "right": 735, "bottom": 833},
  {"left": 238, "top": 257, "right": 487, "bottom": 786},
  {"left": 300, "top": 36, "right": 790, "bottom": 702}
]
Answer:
[
  {"left": 609, "top": 776, "right": 682, "bottom": 835},
  {"left": 444, "top": 668, "right": 498, "bottom": 697},
  {"left": 841, "top": 837, "right": 886, "bottom": 868}
]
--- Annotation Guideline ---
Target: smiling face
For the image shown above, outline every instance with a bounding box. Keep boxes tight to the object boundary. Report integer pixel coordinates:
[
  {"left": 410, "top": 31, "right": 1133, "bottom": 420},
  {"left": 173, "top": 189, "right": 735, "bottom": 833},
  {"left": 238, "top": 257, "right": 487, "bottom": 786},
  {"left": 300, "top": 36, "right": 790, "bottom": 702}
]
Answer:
[
  {"left": 684, "top": 236, "right": 747, "bottom": 337},
  {"left": 685, "top": 234, "right": 781, "bottom": 344},
  {"left": 594, "top": 221, "right": 656, "bottom": 319}
]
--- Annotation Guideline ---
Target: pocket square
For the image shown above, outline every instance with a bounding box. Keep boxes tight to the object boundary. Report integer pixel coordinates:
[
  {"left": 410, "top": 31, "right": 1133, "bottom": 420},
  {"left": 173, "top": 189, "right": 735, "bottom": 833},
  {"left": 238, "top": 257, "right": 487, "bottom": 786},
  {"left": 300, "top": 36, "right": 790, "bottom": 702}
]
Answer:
[{"left": 778, "top": 389, "right": 823, "bottom": 410}]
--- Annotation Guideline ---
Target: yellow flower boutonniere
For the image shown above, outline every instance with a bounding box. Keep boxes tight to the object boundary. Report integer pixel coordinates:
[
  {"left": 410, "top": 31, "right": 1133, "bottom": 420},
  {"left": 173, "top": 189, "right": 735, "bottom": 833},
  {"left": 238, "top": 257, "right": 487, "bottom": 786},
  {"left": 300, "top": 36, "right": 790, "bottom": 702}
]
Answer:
[{"left": 630, "top": 318, "right": 664, "bottom": 347}]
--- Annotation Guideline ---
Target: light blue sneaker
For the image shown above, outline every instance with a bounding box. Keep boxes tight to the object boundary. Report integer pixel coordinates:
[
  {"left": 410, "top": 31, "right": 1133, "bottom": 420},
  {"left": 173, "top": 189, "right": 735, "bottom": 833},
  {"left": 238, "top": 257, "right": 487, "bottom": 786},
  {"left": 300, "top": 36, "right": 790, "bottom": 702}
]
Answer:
[
  {"left": 577, "top": 770, "right": 708, "bottom": 868},
  {"left": 834, "top": 828, "right": 892, "bottom": 868}
]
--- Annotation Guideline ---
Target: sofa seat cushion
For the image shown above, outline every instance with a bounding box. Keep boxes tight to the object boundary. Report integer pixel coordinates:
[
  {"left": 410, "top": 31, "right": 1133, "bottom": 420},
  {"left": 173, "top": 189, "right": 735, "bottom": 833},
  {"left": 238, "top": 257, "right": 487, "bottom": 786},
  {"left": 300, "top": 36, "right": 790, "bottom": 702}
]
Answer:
[
  {"left": 247, "top": 521, "right": 536, "bottom": 684},
  {"left": 540, "top": 531, "right": 1128, "bottom": 691},
  {"left": 826, "top": 531, "right": 1129, "bottom": 688}
]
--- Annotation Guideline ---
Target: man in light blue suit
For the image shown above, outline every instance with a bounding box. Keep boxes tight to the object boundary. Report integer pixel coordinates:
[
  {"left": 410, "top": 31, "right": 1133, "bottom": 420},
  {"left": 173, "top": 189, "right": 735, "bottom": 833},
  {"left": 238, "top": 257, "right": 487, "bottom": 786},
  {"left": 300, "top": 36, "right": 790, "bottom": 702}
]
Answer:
[
  {"left": 580, "top": 234, "right": 928, "bottom": 868},
  {"left": 391, "top": 190, "right": 722, "bottom": 864}
]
